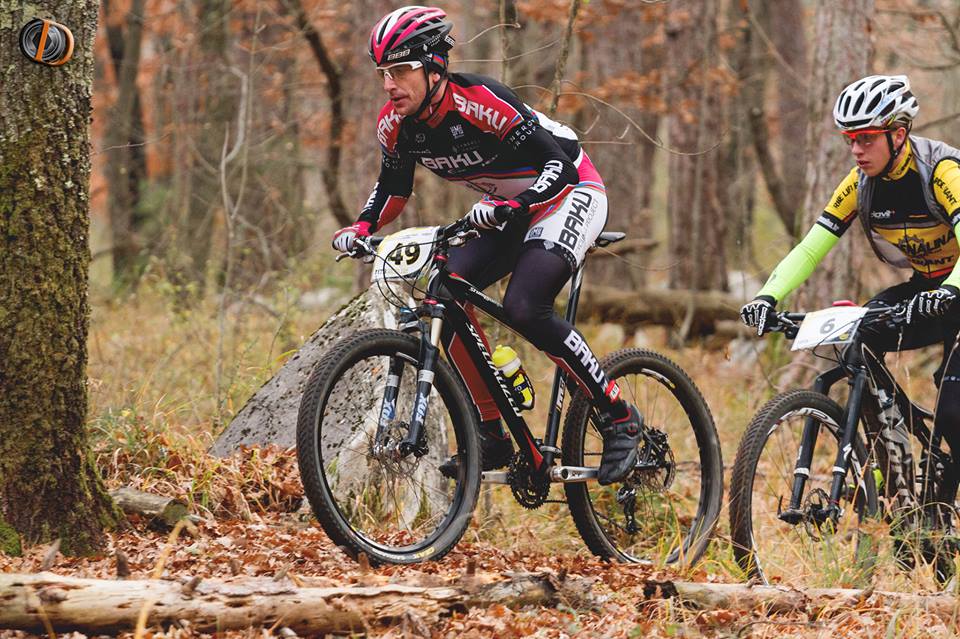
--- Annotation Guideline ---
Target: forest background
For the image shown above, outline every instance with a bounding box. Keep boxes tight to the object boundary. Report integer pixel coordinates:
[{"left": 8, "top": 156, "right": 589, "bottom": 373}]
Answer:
[{"left": 5, "top": 0, "right": 960, "bottom": 636}]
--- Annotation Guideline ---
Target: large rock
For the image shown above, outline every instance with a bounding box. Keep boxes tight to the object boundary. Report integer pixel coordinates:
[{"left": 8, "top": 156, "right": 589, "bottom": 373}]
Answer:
[{"left": 210, "top": 288, "right": 397, "bottom": 456}]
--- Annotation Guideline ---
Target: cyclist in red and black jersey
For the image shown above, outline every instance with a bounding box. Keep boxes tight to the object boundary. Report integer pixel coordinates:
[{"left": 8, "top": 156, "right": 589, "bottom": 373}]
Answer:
[{"left": 332, "top": 6, "right": 642, "bottom": 485}]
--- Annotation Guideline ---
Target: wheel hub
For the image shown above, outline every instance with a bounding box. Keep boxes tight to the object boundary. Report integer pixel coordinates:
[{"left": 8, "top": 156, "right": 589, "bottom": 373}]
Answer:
[
  {"left": 632, "top": 426, "right": 675, "bottom": 493},
  {"left": 373, "top": 421, "right": 420, "bottom": 477}
]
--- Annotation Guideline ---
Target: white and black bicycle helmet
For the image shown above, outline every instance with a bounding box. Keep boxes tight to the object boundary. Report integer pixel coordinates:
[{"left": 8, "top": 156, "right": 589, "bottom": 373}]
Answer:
[
  {"left": 833, "top": 74, "right": 918, "bottom": 131},
  {"left": 833, "top": 75, "right": 919, "bottom": 176}
]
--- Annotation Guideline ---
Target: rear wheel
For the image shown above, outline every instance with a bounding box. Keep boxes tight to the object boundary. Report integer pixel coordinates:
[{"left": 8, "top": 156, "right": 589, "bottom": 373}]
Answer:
[
  {"left": 296, "top": 329, "right": 480, "bottom": 565},
  {"left": 728, "top": 390, "right": 879, "bottom": 587},
  {"left": 562, "top": 349, "right": 723, "bottom": 565}
]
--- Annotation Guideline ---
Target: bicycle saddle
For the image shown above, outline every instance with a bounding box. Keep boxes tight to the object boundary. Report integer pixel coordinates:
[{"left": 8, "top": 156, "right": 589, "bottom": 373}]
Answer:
[{"left": 594, "top": 231, "right": 626, "bottom": 248}]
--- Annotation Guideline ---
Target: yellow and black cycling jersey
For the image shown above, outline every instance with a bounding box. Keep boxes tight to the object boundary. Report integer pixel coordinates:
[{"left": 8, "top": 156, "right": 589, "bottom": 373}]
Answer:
[
  {"left": 818, "top": 142, "right": 960, "bottom": 278},
  {"left": 759, "top": 139, "right": 960, "bottom": 302}
]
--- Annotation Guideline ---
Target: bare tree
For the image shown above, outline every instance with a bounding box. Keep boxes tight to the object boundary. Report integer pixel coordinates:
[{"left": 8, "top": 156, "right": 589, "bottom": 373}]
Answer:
[
  {"left": 103, "top": 0, "right": 147, "bottom": 286},
  {"left": 802, "top": 0, "right": 874, "bottom": 306},
  {"left": 769, "top": 0, "right": 810, "bottom": 221},
  {"left": 169, "top": 0, "right": 238, "bottom": 292},
  {"left": 288, "top": 0, "right": 351, "bottom": 228},
  {"left": 664, "top": 0, "right": 728, "bottom": 293}
]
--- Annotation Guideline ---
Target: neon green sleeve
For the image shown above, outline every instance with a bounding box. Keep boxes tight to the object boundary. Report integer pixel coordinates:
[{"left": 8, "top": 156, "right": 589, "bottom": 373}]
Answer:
[{"left": 756, "top": 224, "right": 841, "bottom": 303}]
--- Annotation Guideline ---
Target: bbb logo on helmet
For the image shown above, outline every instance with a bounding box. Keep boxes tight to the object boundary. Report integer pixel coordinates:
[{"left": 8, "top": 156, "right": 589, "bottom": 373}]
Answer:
[{"left": 386, "top": 49, "right": 410, "bottom": 61}]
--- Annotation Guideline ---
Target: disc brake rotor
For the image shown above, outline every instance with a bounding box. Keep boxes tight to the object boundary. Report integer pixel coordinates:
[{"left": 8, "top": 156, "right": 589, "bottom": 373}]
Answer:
[
  {"left": 373, "top": 421, "right": 419, "bottom": 477},
  {"left": 632, "top": 426, "right": 675, "bottom": 493}
]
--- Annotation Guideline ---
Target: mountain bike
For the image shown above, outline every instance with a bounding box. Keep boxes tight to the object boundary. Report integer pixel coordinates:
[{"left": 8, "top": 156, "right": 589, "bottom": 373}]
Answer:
[
  {"left": 296, "top": 218, "right": 723, "bottom": 565},
  {"left": 729, "top": 303, "right": 959, "bottom": 587}
]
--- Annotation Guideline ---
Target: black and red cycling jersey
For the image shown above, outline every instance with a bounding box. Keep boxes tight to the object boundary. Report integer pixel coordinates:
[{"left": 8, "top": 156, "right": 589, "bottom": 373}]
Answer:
[{"left": 358, "top": 73, "right": 592, "bottom": 231}]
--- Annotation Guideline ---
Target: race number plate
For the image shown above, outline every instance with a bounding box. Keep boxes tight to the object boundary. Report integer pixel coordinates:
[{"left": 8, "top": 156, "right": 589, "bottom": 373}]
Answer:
[
  {"left": 372, "top": 227, "right": 440, "bottom": 283},
  {"left": 791, "top": 306, "right": 869, "bottom": 351}
]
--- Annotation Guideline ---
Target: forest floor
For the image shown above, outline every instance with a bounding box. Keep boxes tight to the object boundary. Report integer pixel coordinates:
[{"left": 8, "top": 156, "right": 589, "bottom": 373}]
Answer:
[{"left": 2, "top": 273, "right": 959, "bottom": 637}]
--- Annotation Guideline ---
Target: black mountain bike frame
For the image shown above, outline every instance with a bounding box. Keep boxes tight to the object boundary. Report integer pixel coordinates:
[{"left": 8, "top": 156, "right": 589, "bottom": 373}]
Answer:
[
  {"left": 377, "top": 222, "right": 621, "bottom": 480},
  {"left": 776, "top": 308, "right": 949, "bottom": 526}
]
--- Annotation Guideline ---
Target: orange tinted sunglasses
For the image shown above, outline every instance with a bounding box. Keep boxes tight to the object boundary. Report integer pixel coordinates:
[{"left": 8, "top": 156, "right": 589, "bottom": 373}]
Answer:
[{"left": 840, "top": 128, "right": 889, "bottom": 147}]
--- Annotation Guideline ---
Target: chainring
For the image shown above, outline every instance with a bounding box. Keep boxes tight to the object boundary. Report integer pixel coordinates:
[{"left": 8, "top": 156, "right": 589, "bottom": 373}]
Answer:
[{"left": 508, "top": 452, "right": 550, "bottom": 509}]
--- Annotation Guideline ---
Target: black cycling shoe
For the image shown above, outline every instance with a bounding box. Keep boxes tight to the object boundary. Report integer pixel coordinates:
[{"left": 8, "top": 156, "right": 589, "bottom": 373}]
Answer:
[
  {"left": 597, "top": 403, "right": 644, "bottom": 486},
  {"left": 439, "top": 431, "right": 514, "bottom": 479}
]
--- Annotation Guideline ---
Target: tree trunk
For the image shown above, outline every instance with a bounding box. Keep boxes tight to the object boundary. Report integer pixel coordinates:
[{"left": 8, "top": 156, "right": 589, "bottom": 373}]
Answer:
[
  {"left": 0, "top": 0, "right": 120, "bottom": 555},
  {"left": 103, "top": 0, "right": 147, "bottom": 286},
  {"left": 802, "top": 0, "right": 874, "bottom": 307},
  {"left": 644, "top": 579, "right": 960, "bottom": 622},
  {"left": 721, "top": 0, "right": 763, "bottom": 265},
  {"left": 579, "top": 286, "right": 740, "bottom": 335},
  {"left": 0, "top": 571, "right": 597, "bottom": 634},
  {"left": 664, "top": 0, "right": 727, "bottom": 292},
  {"left": 291, "top": 0, "right": 352, "bottom": 228},
  {"left": 548, "top": 0, "right": 583, "bottom": 118},
  {"left": 769, "top": 0, "right": 809, "bottom": 228},
  {"left": 171, "top": 0, "right": 237, "bottom": 291},
  {"left": 499, "top": 0, "right": 519, "bottom": 84}
]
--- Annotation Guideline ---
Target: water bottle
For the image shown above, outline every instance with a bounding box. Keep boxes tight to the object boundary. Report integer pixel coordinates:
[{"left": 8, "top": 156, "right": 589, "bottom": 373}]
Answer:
[{"left": 492, "top": 345, "right": 535, "bottom": 410}]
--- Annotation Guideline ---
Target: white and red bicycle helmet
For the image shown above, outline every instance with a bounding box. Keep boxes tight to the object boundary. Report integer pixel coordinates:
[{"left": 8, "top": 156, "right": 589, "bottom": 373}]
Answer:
[{"left": 369, "top": 6, "right": 454, "bottom": 68}]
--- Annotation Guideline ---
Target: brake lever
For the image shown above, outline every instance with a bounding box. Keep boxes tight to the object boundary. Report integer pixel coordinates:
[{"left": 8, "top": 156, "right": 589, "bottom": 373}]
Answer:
[{"left": 449, "top": 228, "right": 480, "bottom": 247}]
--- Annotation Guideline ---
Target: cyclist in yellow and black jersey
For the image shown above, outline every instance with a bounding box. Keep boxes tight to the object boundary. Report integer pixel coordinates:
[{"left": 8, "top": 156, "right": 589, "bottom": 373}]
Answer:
[
  {"left": 741, "top": 75, "right": 960, "bottom": 492},
  {"left": 817, "top": 142, "right": 960, "bottom": 281}
]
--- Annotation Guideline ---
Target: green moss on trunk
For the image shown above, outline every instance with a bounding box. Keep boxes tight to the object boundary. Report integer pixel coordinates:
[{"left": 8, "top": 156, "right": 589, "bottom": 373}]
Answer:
[
  {"left": 0, "top": 0, "right": 120, "bottom": 556},
  {"left": 0, "top": 517, "right": 21, "bottom": 556}
]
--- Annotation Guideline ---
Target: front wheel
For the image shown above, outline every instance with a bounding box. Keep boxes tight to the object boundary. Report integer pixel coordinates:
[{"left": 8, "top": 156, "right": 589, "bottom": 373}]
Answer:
[
  {"left": 728, "top": 390, "right": 879, "bottom": 588},
  {"left": 296, "top": 329, "right": 480, "bottom": 565},
  {"left": 561, "top": 348, "right": 723, "bottom": 565}
]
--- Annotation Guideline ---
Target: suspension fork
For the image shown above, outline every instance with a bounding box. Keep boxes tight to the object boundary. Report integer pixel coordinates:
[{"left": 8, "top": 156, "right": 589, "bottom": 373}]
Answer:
[
  {"left": 786, "top": 366, "right": 847, "bottom": 512},
  {"left": 825, "top": 368, "right": 869, "bottom": 517},
  {"left": 399, "top": 300, "right": 446, "bottom": 457},
  {"left": 373, "top": 355, "right": 407, "bottom": 454}
]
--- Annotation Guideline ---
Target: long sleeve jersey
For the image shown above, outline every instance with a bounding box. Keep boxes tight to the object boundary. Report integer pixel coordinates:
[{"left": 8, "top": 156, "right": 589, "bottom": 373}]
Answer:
[
  {"left": 758, "top": 139, "right": 960, "bottom": 302},
  {"left": 357, "top": 73, "right": 584, "bottom": 231}
]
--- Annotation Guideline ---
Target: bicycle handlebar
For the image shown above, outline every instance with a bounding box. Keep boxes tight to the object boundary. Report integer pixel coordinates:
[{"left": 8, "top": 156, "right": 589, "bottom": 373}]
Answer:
[
  {"left": 766, "top": 303, "right": 909, "bottom": 339},
  {"left": 336, "top": 218, "right": 478, "bottom": 262}
]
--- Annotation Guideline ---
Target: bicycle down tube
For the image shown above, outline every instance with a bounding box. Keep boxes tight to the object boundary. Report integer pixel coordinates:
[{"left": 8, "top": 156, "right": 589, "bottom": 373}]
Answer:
[{"left": 395, "top": 248, "right": 589, "bottom": 476}]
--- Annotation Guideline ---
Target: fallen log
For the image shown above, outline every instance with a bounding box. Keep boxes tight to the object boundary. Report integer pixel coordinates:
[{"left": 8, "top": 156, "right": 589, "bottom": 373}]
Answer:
[
  {"left": 644, "top": 580, "right": 960, "bottom": 621},
  {"left": 109, "top": 487, "right": 188, "bottom": 530},
  {"left": 578, "top": 286, "right": 740, "bottom": 335},
  {"left": 0, "top": 571, "right": 598, "bottom": 634}
]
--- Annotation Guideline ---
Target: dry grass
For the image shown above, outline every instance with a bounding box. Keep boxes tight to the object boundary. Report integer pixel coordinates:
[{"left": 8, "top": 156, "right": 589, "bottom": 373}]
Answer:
[{"left": 53, "top": 268, "right": 960, "bottom": 637}]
